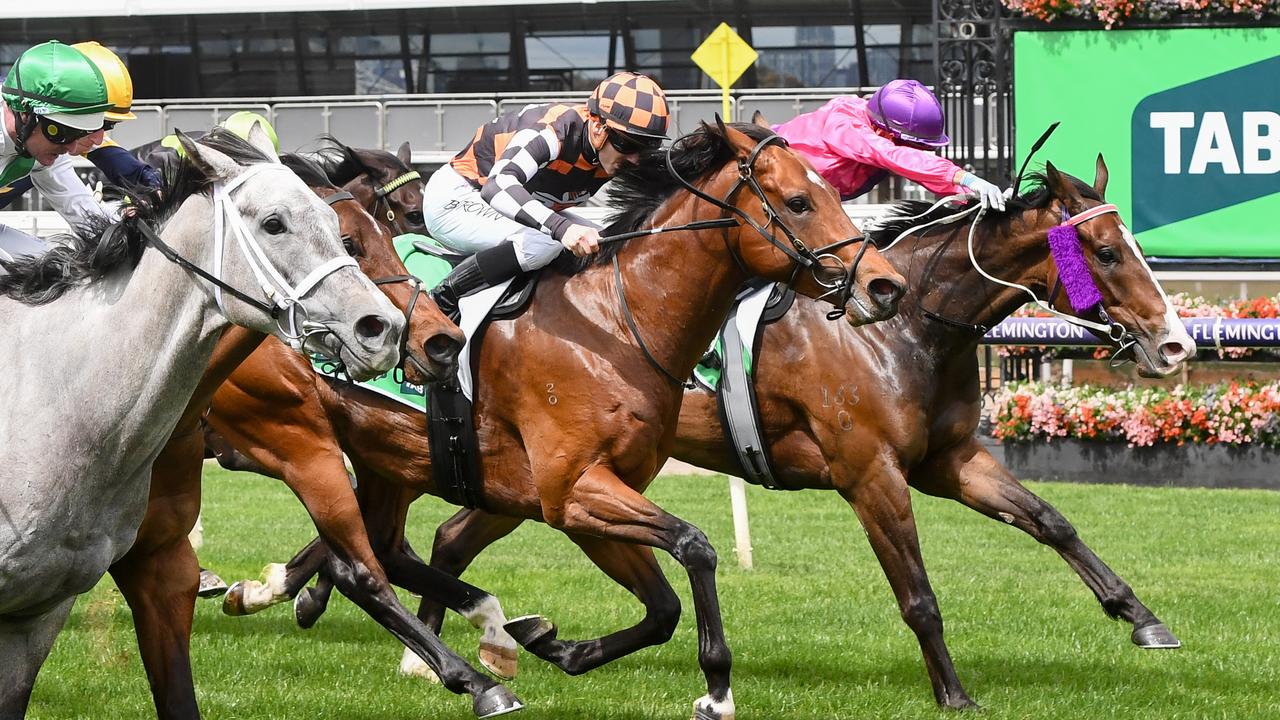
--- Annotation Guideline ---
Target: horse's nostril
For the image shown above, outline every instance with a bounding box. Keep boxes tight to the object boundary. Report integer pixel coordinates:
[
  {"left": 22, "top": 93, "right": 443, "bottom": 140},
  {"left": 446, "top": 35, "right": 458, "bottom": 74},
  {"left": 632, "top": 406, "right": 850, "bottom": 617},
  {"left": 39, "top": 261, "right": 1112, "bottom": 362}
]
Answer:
[
  {"left": 424, "top": 334, "right": 463, "bottom": 365},
  {"left": 868, "top": 277, "right": 904, "bottom": 306},
  {"left": 1160, "top": 341, "right": 1190, "bottom": 365},
  {"left": 355, "top": 314, "right": 388, "bottom": 340}
]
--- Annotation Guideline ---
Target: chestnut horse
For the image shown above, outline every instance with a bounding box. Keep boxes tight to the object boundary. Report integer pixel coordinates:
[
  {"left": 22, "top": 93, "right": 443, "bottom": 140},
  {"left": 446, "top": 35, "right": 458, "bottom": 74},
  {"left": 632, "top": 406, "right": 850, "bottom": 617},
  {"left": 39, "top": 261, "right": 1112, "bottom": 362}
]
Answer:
[
  {"left": 288, "top": 158, "right": 1196, "bottom": 709},
  {"left": 205, "top": 121, "right": 906, "bottom": 720},
  {"left": 101, "top": 151, "right": 501, "bottom": 719}
]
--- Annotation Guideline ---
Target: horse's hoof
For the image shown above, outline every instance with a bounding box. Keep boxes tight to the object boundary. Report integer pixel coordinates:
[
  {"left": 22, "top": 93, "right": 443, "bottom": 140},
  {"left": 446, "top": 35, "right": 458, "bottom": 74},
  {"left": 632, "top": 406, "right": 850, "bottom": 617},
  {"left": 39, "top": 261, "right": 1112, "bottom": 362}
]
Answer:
[
  {"left": 692, "top": 691, "right": 735, "bottom": 720},
  {"left": 399, "top": 647, "right": 441, "bottom": 684},
  {"left": 504, "top": 615, "right": 556, "bottom": 649},
  {"left": 293, "top": 587, "right": 324, "bottom": 629},
  {"left": 479, "top": 641, "right": 519, "bottom": 680},
  {"left": 197, "top": 569, "right": 229, "bottom": 598},
  {"left": 221, "top": 582, "right": 248, "bottom": 616},
  {"left": 1133, "top": 622, "right": 1181, "bottom": 649},
  {"left": 942, "top": 694, "right": 981, "bottom": 711},
  {"left": 473, "top": 685, "right": 524, "bottom": 718}
]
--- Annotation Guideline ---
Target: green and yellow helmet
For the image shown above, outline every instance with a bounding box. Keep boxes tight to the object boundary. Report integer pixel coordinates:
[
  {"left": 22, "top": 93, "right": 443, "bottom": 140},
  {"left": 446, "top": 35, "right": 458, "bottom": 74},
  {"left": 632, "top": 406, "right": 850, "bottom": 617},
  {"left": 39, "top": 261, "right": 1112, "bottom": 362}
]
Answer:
[
  {"left": 2, "top": 41, "right": 112, "bottom": 131},
  {"left": 220, "top": 111, "right": 279, "bottom": 154}
]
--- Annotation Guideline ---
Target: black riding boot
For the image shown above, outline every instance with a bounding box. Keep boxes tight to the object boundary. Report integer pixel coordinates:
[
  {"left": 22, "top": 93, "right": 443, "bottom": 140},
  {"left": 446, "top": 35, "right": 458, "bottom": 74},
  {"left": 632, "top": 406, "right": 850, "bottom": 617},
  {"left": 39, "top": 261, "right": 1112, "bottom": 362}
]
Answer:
[{"left": 431, "top": 242, "right": 523, "bottom": 320}]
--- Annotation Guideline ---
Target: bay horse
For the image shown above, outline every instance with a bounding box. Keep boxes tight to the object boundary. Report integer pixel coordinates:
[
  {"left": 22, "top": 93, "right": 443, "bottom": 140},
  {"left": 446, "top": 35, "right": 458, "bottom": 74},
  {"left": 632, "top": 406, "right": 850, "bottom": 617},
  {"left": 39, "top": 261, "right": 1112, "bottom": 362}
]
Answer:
[
  {"left": 0, "top": 127, "right": 404, "bottom": 718},
  {"left": 206, "top": 120, "right": 907, "bottom": 720},
  {"left": 101, "top": 152, "right": 507, "bottom": 718},
  {"left": 311, "top": 137, "right": 428, "bottom": 236},
  {"left": 291, "top": 157, "right": 1196, "bottom": 708}
]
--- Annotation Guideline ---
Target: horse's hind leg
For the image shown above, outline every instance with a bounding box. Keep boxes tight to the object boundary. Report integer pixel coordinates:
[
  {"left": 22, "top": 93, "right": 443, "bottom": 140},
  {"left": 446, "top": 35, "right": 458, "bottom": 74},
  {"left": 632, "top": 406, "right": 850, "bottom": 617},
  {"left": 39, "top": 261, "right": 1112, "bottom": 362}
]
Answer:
[
  {"left": 835, "top": 454, "right": 977, "bottom": 710},
  {"left": 0, "top": 598, "right": 75, "bottom": 720},
  {"left": 222, "top": 535, "right": 328, "bottom": 617},
  {"left": 515, "top": 466, "right": 733, "bottom": 720},
  {"left": 508, "top": 534, "right": 682, "bottom": 674},
  {"left": 913, "top": 437, "right": 1178, "bottom": 649}
]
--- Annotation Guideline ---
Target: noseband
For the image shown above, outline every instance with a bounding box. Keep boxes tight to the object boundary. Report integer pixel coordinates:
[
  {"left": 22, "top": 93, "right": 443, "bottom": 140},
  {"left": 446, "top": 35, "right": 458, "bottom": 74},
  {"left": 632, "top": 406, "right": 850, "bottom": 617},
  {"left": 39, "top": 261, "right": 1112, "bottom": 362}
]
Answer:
[
  {"left": 665, "top": 130, "right": 868, "bottom": 320},
  {"left": 323, "top": 189, "right": 432, "bottom": 382}
]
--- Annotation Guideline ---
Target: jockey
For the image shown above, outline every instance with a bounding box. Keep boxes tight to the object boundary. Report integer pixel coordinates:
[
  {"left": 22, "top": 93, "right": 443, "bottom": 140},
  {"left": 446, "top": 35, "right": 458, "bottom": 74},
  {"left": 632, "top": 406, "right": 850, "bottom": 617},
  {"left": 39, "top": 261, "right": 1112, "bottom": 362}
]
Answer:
[
  {"left": 0, "top": 41, "right": 160, "bottom": 211},
  {"left": 771, "top": 79, "right": 1009, "bottom": 211},
  {"left": 425, "top": 71, "right": 670, "bottom": 317},
  {"left": 0, "top": 40, "right": 116, "bottom": 264}
]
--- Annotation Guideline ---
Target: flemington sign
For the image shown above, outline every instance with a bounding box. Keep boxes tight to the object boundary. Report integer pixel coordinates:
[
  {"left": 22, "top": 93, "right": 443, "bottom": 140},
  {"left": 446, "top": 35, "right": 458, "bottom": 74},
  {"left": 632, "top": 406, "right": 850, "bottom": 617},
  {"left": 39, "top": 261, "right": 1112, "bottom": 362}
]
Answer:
[
  {"left": 1014, "top": 28, "right": 1280, "bottom": 257},
  {"left": 983, "top": 317, "right": 1280, "bottom": 348}
]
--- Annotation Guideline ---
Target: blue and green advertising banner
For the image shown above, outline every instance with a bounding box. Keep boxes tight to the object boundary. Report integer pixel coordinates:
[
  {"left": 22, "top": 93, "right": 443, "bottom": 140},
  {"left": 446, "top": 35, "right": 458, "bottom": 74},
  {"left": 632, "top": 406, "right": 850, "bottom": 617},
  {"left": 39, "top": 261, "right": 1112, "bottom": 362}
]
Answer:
[{"left": 1014, "top": 28, "right": 1280, "bottom": 257}]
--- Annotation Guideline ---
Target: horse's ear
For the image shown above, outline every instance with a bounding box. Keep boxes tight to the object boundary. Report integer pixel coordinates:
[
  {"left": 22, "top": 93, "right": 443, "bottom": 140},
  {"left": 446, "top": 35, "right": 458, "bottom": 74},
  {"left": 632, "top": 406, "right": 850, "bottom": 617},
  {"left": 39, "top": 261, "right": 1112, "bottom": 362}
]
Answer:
[
  {"left": 714, "top": 113, "right": 729, "bottom": 138},
  {"left": 751, "top": 110, "right": 770, "bottom": 128},
  {"left": 179, "top": 131, "right": 240, "bottom": 182},
  {"left": 1044, "top": 161, "right": 1078, "bottom": 202},
  {"left": 1093, "top": 154, "right": 1109, "bottom": 198},
  {"left": 396, "top": 141, "right": 412, "bottom": 166},
  {"left": 245, "top": 122, "right": 280, "bottom": 163}
]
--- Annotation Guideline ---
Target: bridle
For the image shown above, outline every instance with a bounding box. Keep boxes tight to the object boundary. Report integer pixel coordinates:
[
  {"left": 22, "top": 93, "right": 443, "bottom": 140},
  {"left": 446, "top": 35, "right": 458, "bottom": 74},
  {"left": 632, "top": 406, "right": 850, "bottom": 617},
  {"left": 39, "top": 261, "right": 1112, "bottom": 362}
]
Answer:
[
  {"left": 665, "top": 129, "right": 870, "bottom": 320},
  {"left": 138, "top": 163, "right": 358, "bottom": 352},
  {"left": 322, "top": 188, "right": 433, "bottom": 383},
  {"left": 881, "top": 190, "right": 1143, "bottom": 366},
  {"left": 605, "top": 125, "right": 874, "bottom": 385},
  {"left": 370, "top": 168, "right": 422, "bottom": 233}
]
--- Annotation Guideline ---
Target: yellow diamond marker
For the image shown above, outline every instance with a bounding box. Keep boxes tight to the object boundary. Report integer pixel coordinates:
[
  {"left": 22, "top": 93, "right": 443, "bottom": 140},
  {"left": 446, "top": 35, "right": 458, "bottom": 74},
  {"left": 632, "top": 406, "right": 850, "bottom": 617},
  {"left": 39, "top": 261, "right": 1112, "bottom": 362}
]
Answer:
[{"left": 691, "top": 22, "right": 757, "bottom": 122}]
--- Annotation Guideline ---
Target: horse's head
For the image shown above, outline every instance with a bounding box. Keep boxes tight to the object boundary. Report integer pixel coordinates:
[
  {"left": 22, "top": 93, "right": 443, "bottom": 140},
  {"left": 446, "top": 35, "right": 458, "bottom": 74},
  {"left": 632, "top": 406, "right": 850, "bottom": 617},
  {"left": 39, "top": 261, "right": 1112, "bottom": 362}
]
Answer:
[
  {"left": 178, "top": 127, "right": 405, "bottom": 380},
  {"left": 1038, "top": 156, "right": 1195, "bottom": 376},
  {"left": 318, "top": 137, "right": 426, "bottom": 235},
  {"left": 706, "top": 119, "right": 904, "bottom": 326},
  {"left": 282, "top": 153, "right": 463, "bottom": 384}
]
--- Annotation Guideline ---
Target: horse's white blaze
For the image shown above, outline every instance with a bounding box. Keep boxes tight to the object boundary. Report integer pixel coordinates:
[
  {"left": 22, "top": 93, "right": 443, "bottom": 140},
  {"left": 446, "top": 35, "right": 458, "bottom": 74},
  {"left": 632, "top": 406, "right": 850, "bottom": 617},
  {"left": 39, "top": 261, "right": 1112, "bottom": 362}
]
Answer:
[
  {"left": 464, "top": 596, "right": 518, "bottom": 651},
  {"left": 805, "top": 169, "right": 825, "bottom": 189},
  {"left": 1120, "top": 224, "right": 1194, "bottom": 353}
]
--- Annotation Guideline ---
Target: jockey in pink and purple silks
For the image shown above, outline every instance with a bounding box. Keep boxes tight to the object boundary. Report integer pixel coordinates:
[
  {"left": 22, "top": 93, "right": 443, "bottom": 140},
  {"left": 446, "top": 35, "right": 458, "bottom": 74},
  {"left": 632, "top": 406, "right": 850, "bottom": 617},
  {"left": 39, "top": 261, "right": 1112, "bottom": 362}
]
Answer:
[{"left": 772, "top": 79, "right": 1009, "bottom": 211}]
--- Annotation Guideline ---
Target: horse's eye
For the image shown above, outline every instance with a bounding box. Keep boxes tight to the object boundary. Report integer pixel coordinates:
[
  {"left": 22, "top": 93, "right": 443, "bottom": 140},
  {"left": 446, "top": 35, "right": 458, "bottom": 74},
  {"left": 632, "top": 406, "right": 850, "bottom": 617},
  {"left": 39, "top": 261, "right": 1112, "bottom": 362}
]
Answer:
[
  {"left": 405, "top": 211, "right": 424, "bottom": 226},
  {"left": 341, "top": 235, "right": 357, "bottom": 255},
  {"left": 786, "top": 197, "right": 810, "bottom": 214},
  {"left": 263, "top": 216, "right": 286, "bottom": 235},
  {"left": 1097, "top": 246, "right": 1119, "bottom": 265}
]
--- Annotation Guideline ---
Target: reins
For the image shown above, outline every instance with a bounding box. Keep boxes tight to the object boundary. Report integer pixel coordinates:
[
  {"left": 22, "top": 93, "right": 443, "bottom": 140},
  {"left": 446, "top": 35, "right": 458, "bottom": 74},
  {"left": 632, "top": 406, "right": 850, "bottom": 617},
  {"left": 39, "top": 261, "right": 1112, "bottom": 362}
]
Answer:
[{"left": 601, "top": 124, "right": 872, "bottom": 385}]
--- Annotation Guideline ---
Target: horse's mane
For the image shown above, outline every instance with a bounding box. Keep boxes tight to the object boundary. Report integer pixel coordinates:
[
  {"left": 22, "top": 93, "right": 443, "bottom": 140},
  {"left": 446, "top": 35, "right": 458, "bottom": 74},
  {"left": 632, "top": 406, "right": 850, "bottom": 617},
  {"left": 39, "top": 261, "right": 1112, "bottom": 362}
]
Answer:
[
  {"left": 867, "top": 170, "right": 1103, "bottom": 249},
  {"left": 280, "top": 152, "right": 339, "bottom": 190},
  {"left": 555, "top": 122, "right": 774, "bottom": 275},
  {"left": 0, "top": 128, "right": 273, "bottom": 305},
  {"left": 311, "top": 135, "right": 407, "bottom": 185}
]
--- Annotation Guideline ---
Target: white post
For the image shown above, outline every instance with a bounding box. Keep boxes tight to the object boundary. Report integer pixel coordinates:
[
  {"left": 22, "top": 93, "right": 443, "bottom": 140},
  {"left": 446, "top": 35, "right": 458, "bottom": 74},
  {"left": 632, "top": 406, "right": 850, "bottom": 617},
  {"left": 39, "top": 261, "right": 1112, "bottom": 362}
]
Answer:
[
  {"left": 728, "top": 476, "right": 753, "bottom": 569},
  {"left": 1061, "top": 358, "right": 1074, "bottom": 385}
]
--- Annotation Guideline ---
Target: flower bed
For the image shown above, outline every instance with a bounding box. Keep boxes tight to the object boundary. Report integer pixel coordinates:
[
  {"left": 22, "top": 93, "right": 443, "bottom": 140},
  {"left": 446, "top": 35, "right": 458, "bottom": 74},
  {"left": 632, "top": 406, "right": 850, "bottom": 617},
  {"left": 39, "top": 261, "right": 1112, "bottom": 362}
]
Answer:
[
  {"left": 1002, "top": 0, "right": 1280, "bottom": 28},
  {"left": 987, "top": 380, "right": 1280, "bottom": 447}
]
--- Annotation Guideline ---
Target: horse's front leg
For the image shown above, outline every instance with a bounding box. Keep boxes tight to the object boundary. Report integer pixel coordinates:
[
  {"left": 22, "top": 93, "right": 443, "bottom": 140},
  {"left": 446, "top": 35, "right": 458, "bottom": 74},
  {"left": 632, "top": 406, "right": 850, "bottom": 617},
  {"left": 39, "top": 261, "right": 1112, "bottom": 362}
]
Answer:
[
  {"left": 110, "top": 420, "right": 206, "bottom": 720},
  {"left": 912, "top": 437, "right": 1178, "bottom": 649},
  {"left": 510, "top": 465, "right": 734, "bottom": 720},
  {"left": 835, "top": 453, "right": 978, "bottom": 710}
]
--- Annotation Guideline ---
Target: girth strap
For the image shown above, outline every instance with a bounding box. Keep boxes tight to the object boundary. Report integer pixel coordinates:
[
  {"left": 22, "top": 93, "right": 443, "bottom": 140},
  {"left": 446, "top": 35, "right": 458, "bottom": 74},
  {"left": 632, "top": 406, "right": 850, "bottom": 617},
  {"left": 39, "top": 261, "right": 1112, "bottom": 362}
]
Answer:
[{"left": 717, "top": 302, "right": 781, "bottom": 489}]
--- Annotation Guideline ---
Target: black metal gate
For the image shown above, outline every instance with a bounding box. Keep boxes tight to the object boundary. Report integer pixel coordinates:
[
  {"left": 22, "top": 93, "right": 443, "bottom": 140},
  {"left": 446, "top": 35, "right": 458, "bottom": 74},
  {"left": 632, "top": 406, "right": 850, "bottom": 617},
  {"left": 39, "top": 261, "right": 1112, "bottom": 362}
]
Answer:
[{"left": 933, "top": 0, "right": 1014, "bottom": 185}]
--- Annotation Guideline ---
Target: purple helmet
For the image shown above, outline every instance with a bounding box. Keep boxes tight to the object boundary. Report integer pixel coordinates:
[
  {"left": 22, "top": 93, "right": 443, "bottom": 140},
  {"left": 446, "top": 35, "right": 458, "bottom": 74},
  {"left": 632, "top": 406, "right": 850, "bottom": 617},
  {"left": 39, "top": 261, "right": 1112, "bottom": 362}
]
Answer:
[{"left": 866, "top": 79, "right": 949, "bottom": 147}]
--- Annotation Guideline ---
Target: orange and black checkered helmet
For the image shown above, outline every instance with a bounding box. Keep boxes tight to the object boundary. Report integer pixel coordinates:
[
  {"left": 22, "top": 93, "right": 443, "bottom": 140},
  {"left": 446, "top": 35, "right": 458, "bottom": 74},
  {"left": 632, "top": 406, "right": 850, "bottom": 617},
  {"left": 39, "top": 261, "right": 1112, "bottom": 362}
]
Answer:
[{"left": 587, "top": 72, "right": 669, "bottom": 140}]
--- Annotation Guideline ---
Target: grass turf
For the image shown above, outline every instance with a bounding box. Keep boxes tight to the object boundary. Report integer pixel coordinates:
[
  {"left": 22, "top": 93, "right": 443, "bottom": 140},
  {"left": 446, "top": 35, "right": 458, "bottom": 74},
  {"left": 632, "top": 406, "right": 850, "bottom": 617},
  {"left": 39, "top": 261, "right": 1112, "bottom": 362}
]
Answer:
[{"left": 27, "top": 466, "right": 1280, "bottom": 719}]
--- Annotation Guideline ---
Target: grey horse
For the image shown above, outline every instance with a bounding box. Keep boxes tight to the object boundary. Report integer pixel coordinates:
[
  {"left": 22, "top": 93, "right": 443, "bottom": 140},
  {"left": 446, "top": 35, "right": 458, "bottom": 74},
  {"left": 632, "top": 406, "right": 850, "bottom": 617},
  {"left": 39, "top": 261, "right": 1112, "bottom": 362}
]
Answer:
[{"left": 0, "top": 127, "right": 403, "bottom": 717}]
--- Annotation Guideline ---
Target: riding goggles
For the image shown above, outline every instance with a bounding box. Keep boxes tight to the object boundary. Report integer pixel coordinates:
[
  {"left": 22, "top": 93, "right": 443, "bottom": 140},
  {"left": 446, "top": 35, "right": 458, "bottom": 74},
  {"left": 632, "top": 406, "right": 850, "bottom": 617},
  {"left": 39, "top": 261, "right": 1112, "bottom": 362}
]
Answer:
[
  {"left": 38, "top": 116, "right": 99, "bottom": 145},
  {"left": 607, "top": 130, "right": 661, "bottom": 155}
]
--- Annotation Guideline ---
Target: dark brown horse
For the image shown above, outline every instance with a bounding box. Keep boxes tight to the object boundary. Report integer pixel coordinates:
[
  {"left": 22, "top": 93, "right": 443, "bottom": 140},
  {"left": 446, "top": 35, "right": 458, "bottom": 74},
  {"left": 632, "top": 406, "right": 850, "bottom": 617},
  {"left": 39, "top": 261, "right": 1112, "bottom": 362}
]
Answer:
[
  {"left": 287, "top": 157, "right": 1196, "bottom": 709},
  {"left": 102, "top": 149, "right": 504, "bottom": 719},
  {"left": 204, "top": 121, "right": 907, "bottom": 720}
]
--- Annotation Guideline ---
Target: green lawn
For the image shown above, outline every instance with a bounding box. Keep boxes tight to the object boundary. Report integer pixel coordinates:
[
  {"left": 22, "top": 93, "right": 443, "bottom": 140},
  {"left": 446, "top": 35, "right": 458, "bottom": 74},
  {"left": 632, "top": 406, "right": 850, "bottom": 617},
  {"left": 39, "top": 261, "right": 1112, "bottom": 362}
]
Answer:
[{"left": 28, "top": 466, "right": 1280, "bottom": 720}]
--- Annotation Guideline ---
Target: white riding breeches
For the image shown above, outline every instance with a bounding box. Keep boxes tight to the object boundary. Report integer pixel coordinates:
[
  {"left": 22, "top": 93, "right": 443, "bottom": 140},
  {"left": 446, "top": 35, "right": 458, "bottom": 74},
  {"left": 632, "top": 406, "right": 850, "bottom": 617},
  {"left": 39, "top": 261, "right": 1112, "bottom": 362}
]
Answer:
[{"left": 423, "top": 164, "right": 598, "bottom": 272}]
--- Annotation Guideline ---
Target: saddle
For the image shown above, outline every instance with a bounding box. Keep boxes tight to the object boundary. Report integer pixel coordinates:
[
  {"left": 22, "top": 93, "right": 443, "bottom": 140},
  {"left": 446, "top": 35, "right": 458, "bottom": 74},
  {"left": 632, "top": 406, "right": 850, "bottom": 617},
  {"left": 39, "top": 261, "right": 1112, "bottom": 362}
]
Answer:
[
  {"left": 312, "top": 235, "right": 543, "bottom": 509},
  {"left": 692, "top": 279, "right": 796, "bottom": 490}
]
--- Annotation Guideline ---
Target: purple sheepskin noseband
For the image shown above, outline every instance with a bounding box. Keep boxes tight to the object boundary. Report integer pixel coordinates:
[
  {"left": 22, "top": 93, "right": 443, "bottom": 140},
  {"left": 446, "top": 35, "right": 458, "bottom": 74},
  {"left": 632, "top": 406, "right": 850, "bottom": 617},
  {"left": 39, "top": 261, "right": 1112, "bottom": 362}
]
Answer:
[{"left": 1046, "top": 203, "right": 1119, "bottom": 313}]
